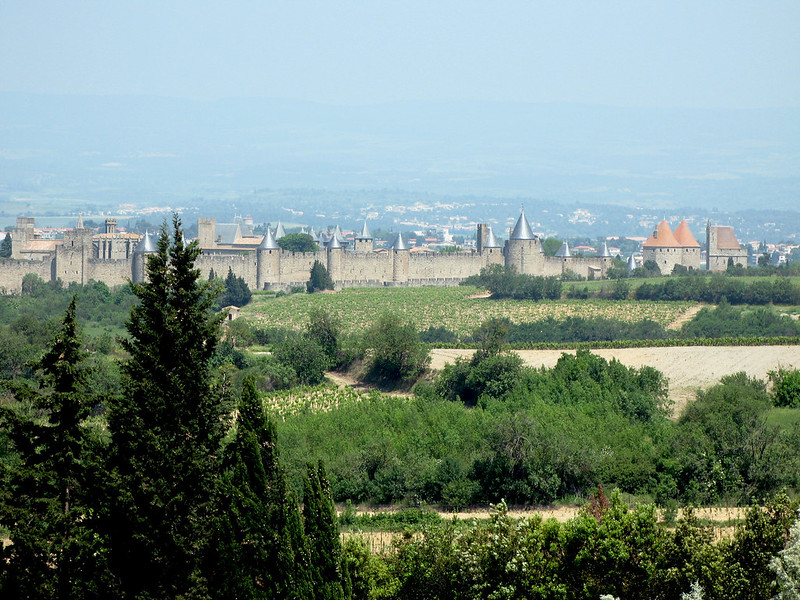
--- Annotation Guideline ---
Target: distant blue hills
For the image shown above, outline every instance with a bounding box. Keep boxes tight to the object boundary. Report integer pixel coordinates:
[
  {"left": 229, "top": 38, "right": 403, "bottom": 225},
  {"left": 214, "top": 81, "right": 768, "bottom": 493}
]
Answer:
[{"left": 1, "top": 93, "right": 798, "bottom": 216}]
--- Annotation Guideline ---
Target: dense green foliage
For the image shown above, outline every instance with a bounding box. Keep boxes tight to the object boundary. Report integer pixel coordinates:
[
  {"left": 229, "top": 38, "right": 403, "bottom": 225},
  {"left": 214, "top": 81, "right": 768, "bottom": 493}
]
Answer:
[
  {"left": 635, "top": 275, "right": 800, "bottom": 305},
  {"left": 0, "top": 298, "right": 111, "bottom": 598},
  {"left": 1, "top": 217, "right": 346, "bottom": 599},
  {"left": 462, "top": 265, "right": 563, "bottom": 300},
  {"left": 108, "top": 217, "right": 228, "bottom": 598},
  {"left": 217, "top": 266, "right": 252, "bottom": 307},
  {"left": 682, "top": 301, "right": 800, "bottom": 338},
  {"left": 278, "top": 233, "right": 319, "bottom": 253},
  {"left": 340, "top": 493, "right": 799, "bottom": 600},
  {"left": 308, "top": 259, "right": 335, "bottom": 292},
  {"left": 0, "top": 233, "right": 11, "bottom": 258},
  {"left": 361, "top": 313, "right": 430, "bottom": 383},
  {"left": 278, "top": 351, "right": 800, "bottom": 508}
]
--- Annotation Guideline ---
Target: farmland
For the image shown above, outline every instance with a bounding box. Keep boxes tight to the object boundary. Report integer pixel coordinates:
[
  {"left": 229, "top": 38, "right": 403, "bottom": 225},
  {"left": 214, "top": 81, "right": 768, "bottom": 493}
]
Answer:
[
  {"left": 430, "top": 345, "right": 800, "bottom": 416},
  {"left": 244, "top": 286, "right": 694, "bottom": 335}
]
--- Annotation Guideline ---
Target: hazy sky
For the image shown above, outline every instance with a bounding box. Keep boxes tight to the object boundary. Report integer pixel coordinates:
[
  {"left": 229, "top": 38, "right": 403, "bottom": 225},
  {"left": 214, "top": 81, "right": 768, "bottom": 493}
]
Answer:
[{"left": 1, "top": 1, "right": 798, "bottom": 108}]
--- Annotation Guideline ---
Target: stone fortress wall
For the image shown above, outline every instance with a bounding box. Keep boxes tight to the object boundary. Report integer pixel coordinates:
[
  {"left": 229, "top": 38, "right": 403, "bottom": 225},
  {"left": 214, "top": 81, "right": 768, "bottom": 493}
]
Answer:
[{"left": 0, "top": 210, "right": 740, "bottom": 294}]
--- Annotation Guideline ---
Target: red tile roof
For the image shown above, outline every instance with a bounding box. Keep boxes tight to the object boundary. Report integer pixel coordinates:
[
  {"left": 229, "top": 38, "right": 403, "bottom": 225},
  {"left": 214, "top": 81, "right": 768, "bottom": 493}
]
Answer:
[
  {"left": 673, "top": 220, "right": 701, "bottom": 248},
  {"left": 642, "top": 220, "right": 681, "bottom": 248}
]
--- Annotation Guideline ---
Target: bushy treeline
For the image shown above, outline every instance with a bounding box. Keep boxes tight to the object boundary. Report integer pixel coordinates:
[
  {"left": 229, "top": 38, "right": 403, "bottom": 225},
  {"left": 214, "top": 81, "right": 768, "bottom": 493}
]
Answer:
[
  {"left": 0, "top": 219, "right": 347, "bottom": 599},
  {"left": 342, "top": 492, "right": 800, "bottom": 600},
  {"left": 462, "top": 264, "right": 563, "bottom": 300},
  {"left": 634, "top": 275, "right": 800, "bottom": 304},
  {"left": 278, "top": 348, "right": 800, "bottom": 508}
]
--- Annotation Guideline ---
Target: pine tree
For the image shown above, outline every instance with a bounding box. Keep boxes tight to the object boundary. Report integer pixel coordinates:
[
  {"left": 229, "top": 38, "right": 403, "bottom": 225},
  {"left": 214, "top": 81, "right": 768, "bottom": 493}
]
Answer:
[
  {"left": 304, "top": 461, "right": 344, "bottom": 600},
  {"left": 0, "top": 297, "right": 111, "bottom": 599},
  {"left": 108, "top": 215, "right": 226, "bottom": 598},
  {"left": 210, "top": 378, "right": 312, "bottom": 599},
  {"left": 307, "top": 260, "right": 334, "bottom": 293}
]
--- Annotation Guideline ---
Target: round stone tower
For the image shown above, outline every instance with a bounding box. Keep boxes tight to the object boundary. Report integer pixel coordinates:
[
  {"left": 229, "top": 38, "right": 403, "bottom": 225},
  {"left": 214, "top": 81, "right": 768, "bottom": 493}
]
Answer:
[
  {"left": 256, "top": 227, "right": 281, "bottom": 290},
  {"left": 132, "top": 231, "right": 157, "bottom": 283},
  {"left": 504, "top": 209, "right": 541, "bottom": 274}
]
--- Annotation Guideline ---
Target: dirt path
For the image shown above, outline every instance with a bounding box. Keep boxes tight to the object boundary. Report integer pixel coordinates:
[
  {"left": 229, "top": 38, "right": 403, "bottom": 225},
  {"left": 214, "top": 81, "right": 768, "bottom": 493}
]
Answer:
[
  {"left": 326, "top": 371, "right": 413, "bottom": 398},
  {"left": 430, "top": 346, "right": 800, "bottom": 416},
  {"left": 666, "top": 302, "right": 706, "bottom": 330}
]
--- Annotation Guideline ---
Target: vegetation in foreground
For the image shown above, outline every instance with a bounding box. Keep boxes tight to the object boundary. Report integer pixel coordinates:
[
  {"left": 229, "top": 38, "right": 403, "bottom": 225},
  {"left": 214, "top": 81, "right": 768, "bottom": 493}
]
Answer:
[{"left": 2, "top": 226, "right": 800, "bottom": 598}]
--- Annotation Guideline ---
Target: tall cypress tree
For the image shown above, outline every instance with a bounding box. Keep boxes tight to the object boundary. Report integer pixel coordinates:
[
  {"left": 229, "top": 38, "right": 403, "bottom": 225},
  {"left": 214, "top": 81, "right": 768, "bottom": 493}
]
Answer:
[
  {"left": 304, "top": 461, "right": 344, "bottom": 600},
  {"left": 108, "top": 216, "right": 226, "bottom": 598},
  {"left": 0, "top": 297, "right": 111, "bottom": 599},
  {"left": 211, "top": 378, "right": 312, "bottom": 600}
]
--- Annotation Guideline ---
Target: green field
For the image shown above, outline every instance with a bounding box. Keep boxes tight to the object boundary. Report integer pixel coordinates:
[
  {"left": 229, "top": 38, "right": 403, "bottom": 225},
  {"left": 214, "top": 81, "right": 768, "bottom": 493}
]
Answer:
[{"left": 243, "top": 286, "right": 694, "bottom": 335}]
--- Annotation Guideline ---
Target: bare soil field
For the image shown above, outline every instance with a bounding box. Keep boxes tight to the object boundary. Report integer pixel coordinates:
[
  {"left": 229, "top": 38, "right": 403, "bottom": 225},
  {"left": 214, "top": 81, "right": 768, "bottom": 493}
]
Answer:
[{"left": 430, "top": 345, "right": 800, "bottom": 416}]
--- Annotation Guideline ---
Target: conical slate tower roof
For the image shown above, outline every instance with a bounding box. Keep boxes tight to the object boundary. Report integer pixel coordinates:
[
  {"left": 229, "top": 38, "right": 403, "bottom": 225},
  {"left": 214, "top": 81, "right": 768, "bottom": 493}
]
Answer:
[
  {"left": 643, "top": 220, "right": 680, "bottom": 248},
  {"left": 673, "top": 220, "right": 701, "bottom": 248},
  {"left": 510, "top": 209, "right": 536, "bottom": 240},
  {"left": 358, "top": 219, "right": 372, "bottom": 239},
  {"left": 134, "top": 231, "right": 156, "bottom": 254},
  {"left": 626, "top": 254, "right": 637, "bottom": 271},
  {"left": 599, "top": 242, "right": 612, "bottom": 257},
  {"left": 274, "top": 222, "right": 286, "bottom": 239},
  {"left": 483, "top": 226, "right": 501, "bottom": 248},
  {"left": 333, "top": 224, "right": 346, "bottom": 243},
  {"left": 554, "top": 241, "right": 571, "bottom": 258},
  {"left": 327, "top": 233, "right": 342, "bottom": 249},
  {"left": 76, "top": 213, "right": 84, "bottom": 229},
  {"left": 308, "top": 226, "right": 319, "bottom": 242},
  {"left": 258, "top": 227, "right": 279, "bottom": 250},
  {"left": 391, "top": 233, "right": 409, "bottom": 251}
]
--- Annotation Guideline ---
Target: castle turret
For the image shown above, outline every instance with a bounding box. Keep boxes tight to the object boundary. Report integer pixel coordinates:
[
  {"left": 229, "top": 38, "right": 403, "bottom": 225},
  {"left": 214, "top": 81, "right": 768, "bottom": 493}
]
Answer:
[
  {"left": 504, "top": 209, "right": 542, "bottom": 275},
  {"left": 132, "top": 231, "right": 157, "bottom": 283},
  {"left": 257, "top": 227, "right": 281, "bottom": 290},
  {"left": 477, "top": 224, "right": 503, "bottom": 266},
  {"left": 274, "top": 221, "right": 286, "bottom": 240},
  {"left": 326, "top": 231, "right": 343, "bottom": 285},
  {"left": 391, "top": 233, "right": 409, "bottom": 284},
  {"left": 354, "top": 220, "right": 373, "bottom": 253}
]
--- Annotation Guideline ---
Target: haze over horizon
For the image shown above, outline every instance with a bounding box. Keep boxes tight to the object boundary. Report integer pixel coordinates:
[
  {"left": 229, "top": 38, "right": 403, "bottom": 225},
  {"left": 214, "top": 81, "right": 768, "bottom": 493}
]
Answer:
[{"left": 1, "top": 1, "right": 799, "bottom": 222}]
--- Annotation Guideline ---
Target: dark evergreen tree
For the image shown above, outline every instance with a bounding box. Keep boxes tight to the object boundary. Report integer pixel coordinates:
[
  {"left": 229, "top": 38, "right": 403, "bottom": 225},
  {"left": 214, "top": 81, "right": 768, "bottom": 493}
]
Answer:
[
  {"left": 211, "top": 378, "right": 312, "bottom": 599},
  {"left": 0, "top": 297, "right": 111, "bottom": 599},
  {"left": 304, "top": 462, "right": 344, "bottom": 600},
  {"left": 107, "top": 216, "right": 226, "bottom": 599},
  {"left": 0, "top": 232, "right": 11, "bottom": 258},
  {"left": 307, "top": 260, "right": 334, "bottom": 293},
  {"left": 219, "top": 266, "right": 252, "bottom": 307}
]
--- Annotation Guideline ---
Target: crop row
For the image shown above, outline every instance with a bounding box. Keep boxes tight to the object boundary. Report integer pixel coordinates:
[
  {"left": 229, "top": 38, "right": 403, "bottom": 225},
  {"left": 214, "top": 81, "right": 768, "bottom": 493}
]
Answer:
[{"left": 245, "top": 286, "right": 693, "bottom": 335}]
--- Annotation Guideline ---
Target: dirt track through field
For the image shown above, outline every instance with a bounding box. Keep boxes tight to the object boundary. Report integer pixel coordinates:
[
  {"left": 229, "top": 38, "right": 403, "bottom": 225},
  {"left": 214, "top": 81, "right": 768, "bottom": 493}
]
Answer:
[{"left": 430, "top": 346, "right": 800, "bottom": 416}]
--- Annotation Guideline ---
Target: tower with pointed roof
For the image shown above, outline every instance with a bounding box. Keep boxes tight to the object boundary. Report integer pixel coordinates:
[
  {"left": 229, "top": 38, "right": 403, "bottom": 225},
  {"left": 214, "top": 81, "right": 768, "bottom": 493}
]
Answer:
[
  {"left": 390, "top": 233, "right": 409, "bottom": 284},
  {"left": 477, "top": 223, "right": 504, "bottom": 266},
  {"left": 257, "top": 227, "right": 281, "bottom": 290},
  {"left": 354, "top": 220, "right": 373, "bottom": 253},
  {"left": 504, "top": 209, "right": 544, "bottom": 275},
  {"left": 132, "top": 231, "right": 157, "bottom": 283},
  {"left": 642, "top": 219, "right": 702, "bottom": 274}
]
